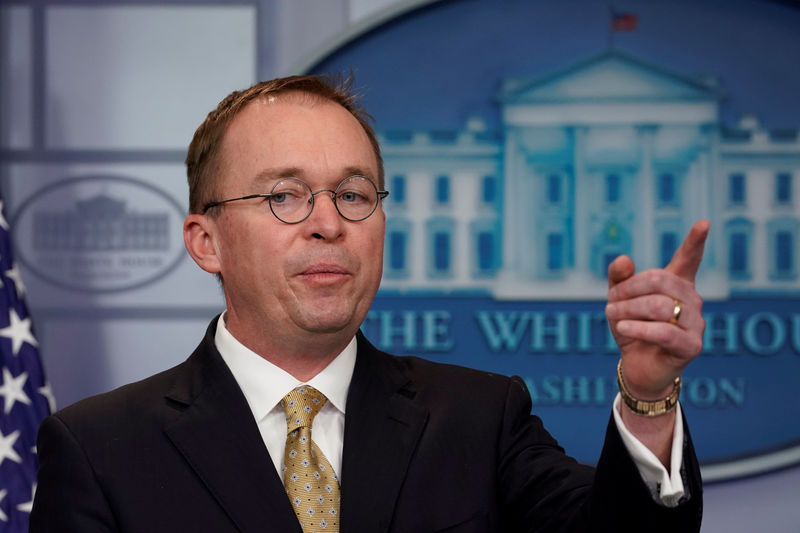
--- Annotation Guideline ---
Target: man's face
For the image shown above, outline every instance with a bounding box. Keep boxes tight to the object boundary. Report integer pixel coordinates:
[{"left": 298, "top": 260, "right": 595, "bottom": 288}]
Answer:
[{"left": 208, "top": 95, "right": 384, "bottom": 346}]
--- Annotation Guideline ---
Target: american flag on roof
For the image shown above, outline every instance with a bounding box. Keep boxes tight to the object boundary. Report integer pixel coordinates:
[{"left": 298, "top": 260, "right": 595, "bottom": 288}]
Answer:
[
  {"left": 0, "top": 199, "right": 53, "bottom": 532},
  {"left": 611, "top": 10, "right": 639, "bottom": 32}
]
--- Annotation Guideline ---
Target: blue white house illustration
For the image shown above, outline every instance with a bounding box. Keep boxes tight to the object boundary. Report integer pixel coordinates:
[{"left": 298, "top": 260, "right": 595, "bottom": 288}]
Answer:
[{"left": 378, "top": 51, "right": 800, "bottom": 300}]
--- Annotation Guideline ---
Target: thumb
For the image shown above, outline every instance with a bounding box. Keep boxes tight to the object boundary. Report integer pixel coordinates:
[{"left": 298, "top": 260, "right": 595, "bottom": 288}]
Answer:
[{"left": 607, "top": 254, "right": 635, "bottom": 289}]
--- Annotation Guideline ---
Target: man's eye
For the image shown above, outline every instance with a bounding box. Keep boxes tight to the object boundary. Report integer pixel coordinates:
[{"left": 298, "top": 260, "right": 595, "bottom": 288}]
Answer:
[
  {"left": 339, "top": 191, "right": 366, "bottom": 203},
  {"left": 271, "top": 191, "right": 304, "bottom": 204}
]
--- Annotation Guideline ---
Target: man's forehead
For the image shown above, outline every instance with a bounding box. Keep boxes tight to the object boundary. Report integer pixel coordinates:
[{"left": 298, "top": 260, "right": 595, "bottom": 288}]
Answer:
[
  {"left": 228, "top": 93, "right": 358, "bottom": 138},
  {"left": 219, "top": 96, "right": 378, "bottom": 186}
]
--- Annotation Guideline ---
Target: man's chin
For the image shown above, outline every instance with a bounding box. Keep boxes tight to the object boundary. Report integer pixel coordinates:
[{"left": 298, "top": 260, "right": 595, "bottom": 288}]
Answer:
[
  {"left": 289, "top": 294, "right": 370, "bottom": 335},
  {"left": 297, "top": 310, "right": 358, "bottom": 336}
]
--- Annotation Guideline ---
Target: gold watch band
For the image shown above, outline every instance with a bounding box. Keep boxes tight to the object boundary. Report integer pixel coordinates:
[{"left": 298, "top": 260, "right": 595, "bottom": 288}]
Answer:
[{"left": 616, "top": 360, "right": 681, "bottom": 417}]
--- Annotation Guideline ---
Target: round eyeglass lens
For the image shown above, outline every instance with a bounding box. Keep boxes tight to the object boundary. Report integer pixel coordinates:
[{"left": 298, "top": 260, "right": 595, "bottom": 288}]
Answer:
[
  {"left": 268, "top": 178, "right": 313, "bottom": 223},
  {"left": 334, "top": 176, "right": 379, "bottom": 221}
]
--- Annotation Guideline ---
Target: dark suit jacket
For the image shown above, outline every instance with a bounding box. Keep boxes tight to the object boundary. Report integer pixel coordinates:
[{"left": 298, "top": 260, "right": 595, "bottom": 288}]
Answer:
[{"left": 31, "top": 319, "right": 702, "bottom": 532}]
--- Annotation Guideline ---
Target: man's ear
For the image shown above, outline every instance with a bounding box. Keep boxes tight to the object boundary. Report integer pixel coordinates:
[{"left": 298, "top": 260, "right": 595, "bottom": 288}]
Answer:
[{"left": 183, "top": 214, "right": 222, "bottom": 274}]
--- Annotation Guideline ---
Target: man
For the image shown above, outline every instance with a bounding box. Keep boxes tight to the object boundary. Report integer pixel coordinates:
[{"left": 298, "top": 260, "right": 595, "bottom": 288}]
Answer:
[{"left": 31, "top": 75, "right": 706, "bottom": 532}]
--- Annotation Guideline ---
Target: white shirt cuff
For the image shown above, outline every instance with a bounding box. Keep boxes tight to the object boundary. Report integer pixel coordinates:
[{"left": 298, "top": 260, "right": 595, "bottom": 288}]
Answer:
[{"left": 612, "top": 393, "right": 686, "bottom": 507}]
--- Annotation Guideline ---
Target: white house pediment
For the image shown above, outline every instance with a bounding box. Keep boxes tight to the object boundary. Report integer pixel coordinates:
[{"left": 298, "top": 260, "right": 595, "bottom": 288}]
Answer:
[{"left": 500, "top": 51, "right": 721, "bottom": 104}]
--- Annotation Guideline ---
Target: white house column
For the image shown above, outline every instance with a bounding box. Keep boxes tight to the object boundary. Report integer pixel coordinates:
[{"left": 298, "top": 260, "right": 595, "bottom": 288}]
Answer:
[
  {"left": 572, "top": 126, "right": 590, "bottom": 278},
  {"left": 637, "top": 125, "right": 656, "bottom": 268},
  {"left": 452, "top": 171, "right": 473, "bottom": 283},
  {"left": 502, "top": 128, "right": 522, "bottom": 278},
  {"left": 408, "top": 170, "right": 427, "bottom": 284}
]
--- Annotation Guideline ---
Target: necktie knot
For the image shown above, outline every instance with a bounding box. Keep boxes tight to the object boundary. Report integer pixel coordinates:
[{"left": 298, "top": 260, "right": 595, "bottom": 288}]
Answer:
[{"left": 281, "top": 386, "right": 328, "bottom": 434}]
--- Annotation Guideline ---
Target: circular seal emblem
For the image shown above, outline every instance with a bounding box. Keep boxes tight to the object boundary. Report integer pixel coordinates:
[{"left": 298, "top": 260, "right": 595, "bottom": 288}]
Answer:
[{"left": 13, "top": 176, "right": 186, "bottom": 292}]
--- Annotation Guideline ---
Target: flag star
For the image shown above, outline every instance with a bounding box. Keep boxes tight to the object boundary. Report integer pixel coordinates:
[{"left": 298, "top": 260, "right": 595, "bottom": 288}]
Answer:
[
  {"left": 0, "top": 367, "right": 31, "bottom": 414},
  {"left": 0, "top": 428, "right": 22, "bottom": 468},
  {"left": 17, "top": 483, "right": 35, "bottom": 514},
  {"left": 0, "top": 201, "right": 8, "bottom": 231},
  {"left": 0, "top": 309, "right": 38, "bottom": 355},
  {"left": 38, "top": 381, "right": 56, "bottom": 413},
  {"left": 4, "top": 263, "right": 25, "bottom": 299},
  {"left": 0, "top": 489, "right": 8, "bottom": 522}
]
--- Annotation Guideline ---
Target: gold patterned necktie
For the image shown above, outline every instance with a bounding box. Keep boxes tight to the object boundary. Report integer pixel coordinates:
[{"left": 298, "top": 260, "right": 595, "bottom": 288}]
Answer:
[{"left": 281, "top": 386, "right": 341, "bottom": 532}]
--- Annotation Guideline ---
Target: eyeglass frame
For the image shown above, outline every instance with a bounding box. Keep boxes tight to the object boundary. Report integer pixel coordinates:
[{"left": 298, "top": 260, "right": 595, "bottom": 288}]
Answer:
[{"left": 201, "top": 175, "right": 389, "bottom": 224}]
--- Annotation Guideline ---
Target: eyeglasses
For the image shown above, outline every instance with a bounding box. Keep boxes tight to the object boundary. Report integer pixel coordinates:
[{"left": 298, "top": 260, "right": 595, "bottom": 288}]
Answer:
[{"left": 202, "top": 175, "right": 389, "bottom": 224}]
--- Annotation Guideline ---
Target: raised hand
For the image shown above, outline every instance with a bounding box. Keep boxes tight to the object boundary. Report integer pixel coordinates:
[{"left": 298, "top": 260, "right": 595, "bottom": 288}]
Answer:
[{"left": 605, "top": 220, "right": 710, "bottom": 399}]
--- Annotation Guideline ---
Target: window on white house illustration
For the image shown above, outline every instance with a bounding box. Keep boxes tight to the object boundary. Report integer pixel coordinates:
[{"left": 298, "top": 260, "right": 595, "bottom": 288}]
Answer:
[
  {"left": 477, "top": 232, "right": 494, "bottom": 271},
  {"left": 482, "top": 176, "right": 497, "bottom": 204},
  {"left": 547, "top": 174, "right": 561, "bottom": 204},
  {"left": 775, "top": 231, "right": 793, "bottom": 274},
  {"left": 660, "top": 232, "right": 678, "bottom": 267},
  {"left": 729, "top": 232, "right": 749, "bottom": 276},
  {"left": 547, "top": 233, "right": 563, "bottom": 270},
  {"left": 658, "top": 173, "right": 676, "bottom": 204},
  {"left": 776, "top": 172, "right": 792, "bottom": 205},
  {"left": 389, "top": 231, "right": 406, "bottom": 271},
  {"left": 729, "top": 173, "right": 746, "bottom": 205},
  {"left": 434, "top": 231, "right": 451, "bottom": 272},
  {"left": 435, "top": 175, "right": 450, "bottom": 204},
  {"left": 391, "top": 175, "right": 406, "bottom": 204},
  {"left": 606, "top": 174, "right": 620, "bottom": 204}
]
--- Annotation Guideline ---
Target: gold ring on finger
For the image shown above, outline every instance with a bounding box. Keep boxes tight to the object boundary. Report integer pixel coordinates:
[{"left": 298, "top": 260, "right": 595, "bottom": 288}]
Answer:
[{"left": 669, "top": 299, "right": 683, "bottom": 325}]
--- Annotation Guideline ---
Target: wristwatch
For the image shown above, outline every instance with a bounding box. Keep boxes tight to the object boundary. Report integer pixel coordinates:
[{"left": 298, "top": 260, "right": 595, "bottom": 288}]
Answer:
[{"left": 616, "top": 360, "right": 681, "bottom": 417}]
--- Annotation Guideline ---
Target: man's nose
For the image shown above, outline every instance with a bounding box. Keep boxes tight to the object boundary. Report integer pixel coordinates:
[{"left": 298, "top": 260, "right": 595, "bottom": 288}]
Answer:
[{"left": 307, "top": 191, "right": 344, "bottom": 240}]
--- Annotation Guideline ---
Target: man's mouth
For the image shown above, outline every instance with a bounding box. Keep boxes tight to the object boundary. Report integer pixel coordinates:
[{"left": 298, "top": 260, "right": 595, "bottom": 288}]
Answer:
[{"left": 298, "top": 263, "right": 351, "bottom": 283}]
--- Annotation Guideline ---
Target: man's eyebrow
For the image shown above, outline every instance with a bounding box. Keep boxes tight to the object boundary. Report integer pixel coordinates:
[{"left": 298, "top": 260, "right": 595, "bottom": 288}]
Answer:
[
  {"left": 251, "top": 167, "right": 376, "bottom": 185},
  {"left": 342, "top": 167, "right": 375, "bottom": 180},
  {"left": 251, "top": 167, "right": 303, "bottom": 186}
]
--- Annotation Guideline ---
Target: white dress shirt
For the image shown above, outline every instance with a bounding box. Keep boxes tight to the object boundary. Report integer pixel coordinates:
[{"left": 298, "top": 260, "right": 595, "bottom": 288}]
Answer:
[
  {"left": 215, "top": 313, "right": 355, "bottom": 482},
  {"left": 214, "top": 314, "right": 685, "bottom": 505}
]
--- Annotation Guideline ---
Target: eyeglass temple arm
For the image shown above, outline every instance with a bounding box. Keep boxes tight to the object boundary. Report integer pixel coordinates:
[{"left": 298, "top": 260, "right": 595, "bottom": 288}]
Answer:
[{"left": 202, "top": 193, "right": 273, "bottom": 213}]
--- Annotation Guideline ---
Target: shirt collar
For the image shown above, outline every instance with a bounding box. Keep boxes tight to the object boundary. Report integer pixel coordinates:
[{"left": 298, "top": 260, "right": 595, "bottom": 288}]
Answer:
[{"left": 214, "top": 312, "right": 356, "bottom": 421}]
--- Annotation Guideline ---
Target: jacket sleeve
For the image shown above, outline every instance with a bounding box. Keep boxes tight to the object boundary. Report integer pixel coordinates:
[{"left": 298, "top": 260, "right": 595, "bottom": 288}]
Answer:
[
  {"left": 497, "top": 376, "right": 703, "bottom": 532},
  {"left": 30, "top": 414, "right": 119, "bottom": 533},
  {"left": 586, "top": 408, "right": 703, "bottom": 532}
]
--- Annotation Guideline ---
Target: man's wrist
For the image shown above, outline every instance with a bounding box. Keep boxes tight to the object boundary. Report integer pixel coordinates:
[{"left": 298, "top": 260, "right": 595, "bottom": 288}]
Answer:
[{"left": 617, "top": 360, "right": 681, "bottom": 417}]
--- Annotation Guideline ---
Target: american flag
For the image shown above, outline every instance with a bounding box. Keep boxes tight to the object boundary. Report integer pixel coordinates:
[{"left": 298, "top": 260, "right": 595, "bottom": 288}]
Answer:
[
  {"left": 0, "top": 199, "right": 53, "bottom": 532},
  {"left": 611, "top": 10, "right": 638, "bottom": 32}
]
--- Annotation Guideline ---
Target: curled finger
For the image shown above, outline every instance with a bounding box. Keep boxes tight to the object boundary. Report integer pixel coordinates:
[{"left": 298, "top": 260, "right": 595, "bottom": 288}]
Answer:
[{"left": 616, "top": 319, "right": 704, "bottom": 359}]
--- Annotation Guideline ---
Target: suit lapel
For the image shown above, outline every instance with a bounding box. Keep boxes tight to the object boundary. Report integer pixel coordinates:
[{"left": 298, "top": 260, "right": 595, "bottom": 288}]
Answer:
[
  {"left": 163, "top": 321, "right": 300, "bottom": 533},
  {"left": 340, "top": 334, "right": 429, "bottom": 533}
]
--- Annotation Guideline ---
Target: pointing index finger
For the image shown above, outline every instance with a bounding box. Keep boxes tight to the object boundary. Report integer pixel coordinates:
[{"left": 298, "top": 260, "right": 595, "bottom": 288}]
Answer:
[{"left": 665, "top": 219, "right": 710, "bottom": 282}]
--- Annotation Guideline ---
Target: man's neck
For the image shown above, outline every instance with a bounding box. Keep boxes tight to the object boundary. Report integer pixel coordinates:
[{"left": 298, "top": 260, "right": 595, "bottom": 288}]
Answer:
[{"left": 223, "top": 312, "right": 355, "bottom": 382}]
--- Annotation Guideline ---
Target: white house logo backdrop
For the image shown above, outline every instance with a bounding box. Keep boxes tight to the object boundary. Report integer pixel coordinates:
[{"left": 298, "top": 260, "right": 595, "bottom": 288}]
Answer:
[
  {"left": 12, "top": 177, "right": 185, "bottom": 292},
  {"left": 309, "top": 0, "right": 800, "bottom": 481}
]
